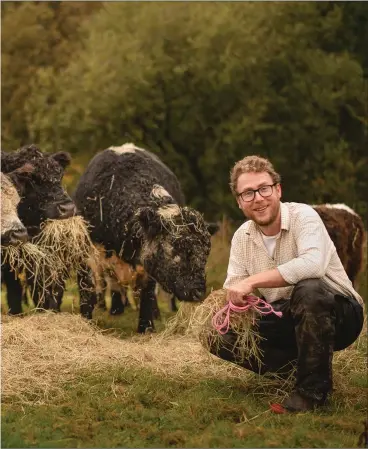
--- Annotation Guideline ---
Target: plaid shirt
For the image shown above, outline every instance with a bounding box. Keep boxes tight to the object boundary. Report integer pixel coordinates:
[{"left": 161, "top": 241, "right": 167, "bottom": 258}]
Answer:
[{"left": 224, "top": 202, "right": 363, "bottom": 306}]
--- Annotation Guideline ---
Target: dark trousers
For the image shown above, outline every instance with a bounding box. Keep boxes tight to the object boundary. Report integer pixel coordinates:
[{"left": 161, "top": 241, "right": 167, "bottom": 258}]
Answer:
[{"left": 209, "top": 279, "right": 364, "bottom": 401}]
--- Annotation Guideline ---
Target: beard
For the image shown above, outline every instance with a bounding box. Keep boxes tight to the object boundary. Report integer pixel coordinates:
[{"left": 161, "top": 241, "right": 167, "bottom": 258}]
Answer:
[{"left": 250, "top": 202, "right": 280, "bottom": 227}]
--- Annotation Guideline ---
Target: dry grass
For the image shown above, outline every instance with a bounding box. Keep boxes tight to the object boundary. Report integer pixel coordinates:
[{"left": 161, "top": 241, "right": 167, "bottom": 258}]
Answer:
[
  {"left": 163, "top": 289, "right": 263, "bottom": 367},
  {"left": 2, "top": 312, "right": 365, "bottom": 408},
  {"left": 33, "top": 216, "right": 99, "bottom": 278},
  {"left": 1, "top": 242, "right": 62, "bottom": 298}
]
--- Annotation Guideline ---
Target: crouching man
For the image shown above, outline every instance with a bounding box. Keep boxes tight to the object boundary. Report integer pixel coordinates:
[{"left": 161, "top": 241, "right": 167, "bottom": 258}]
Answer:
[{"left": 209, "top": 155, "right": 364, "bottom": 412}]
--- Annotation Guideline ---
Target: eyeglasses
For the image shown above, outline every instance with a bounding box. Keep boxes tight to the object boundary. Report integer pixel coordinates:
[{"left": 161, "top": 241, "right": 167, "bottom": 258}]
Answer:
[{"left": 237, "top": 183, "right": 277, "bottom": 202}]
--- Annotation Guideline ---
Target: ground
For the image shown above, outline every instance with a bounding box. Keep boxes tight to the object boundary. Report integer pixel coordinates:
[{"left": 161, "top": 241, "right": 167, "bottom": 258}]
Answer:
[{"left": 1, "top": 224, "right": 367, "bottom": 448}]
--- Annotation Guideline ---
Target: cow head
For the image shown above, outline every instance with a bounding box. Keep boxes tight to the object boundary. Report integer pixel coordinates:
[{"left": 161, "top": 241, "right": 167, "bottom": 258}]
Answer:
[
  {"left": 137, "top": 203, "right": 212, "bottom": 301},
  {"left": 1, "top": 168, "right": 30, "bottom": 246},
  {"left": 1, "top": 145, "right": 76, "bottom": 231}
]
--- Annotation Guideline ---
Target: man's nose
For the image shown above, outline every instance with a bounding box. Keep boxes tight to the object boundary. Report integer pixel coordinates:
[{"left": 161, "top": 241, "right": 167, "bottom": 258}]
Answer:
[{"left": 254, "top": 191, "right": 264, "bottom": 200}]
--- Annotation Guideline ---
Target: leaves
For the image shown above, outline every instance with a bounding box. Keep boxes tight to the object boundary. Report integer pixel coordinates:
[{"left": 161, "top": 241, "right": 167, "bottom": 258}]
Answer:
[{"left": 2, "top": 2, "right": 367, "bottom": 218}]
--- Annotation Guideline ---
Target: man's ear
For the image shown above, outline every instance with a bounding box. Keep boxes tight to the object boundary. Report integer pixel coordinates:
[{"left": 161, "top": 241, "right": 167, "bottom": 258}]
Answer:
[
  {"left": 51, "top": 151, "right": 71, "bottom": 169},
  {"left": 137, "top": 207, "right": 163, "bottom": 239},
  {"left": 7, "top": 163, "right": 34, "bottom": 195},
  {"left": 276, "top": 183, "right": 282, "bottom": 199}
]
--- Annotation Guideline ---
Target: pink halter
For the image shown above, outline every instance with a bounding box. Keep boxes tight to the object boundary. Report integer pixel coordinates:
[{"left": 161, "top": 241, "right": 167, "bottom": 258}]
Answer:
[{"left": 212, "top": 295, "right": 283, "bottom": 335}]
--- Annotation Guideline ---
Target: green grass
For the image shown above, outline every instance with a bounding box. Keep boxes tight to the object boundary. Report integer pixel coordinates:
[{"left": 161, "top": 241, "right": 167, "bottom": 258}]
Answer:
[
  {"left": 2, "top": 363, "right": 366, "bottom": 448},
  {"left": 1, "top": 225, "right": 367, "bottom": 448}
]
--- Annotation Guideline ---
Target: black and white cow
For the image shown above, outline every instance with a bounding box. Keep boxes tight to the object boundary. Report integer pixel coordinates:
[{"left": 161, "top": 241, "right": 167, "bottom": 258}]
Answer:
[
  {"left": 74, "top": 143, "right": 213, "bottom": 332},
  {"left": 1, "top": 145, "right": 76, "bottom": 314}
]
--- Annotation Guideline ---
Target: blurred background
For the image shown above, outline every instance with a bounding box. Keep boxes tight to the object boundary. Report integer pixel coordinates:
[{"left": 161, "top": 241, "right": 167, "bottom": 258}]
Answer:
[{"left": 2, "top": 1, "right": 367, "bottom": 223}]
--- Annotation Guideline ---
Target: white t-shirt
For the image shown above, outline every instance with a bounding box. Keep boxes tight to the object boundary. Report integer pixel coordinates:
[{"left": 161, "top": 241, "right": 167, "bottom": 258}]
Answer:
[{"left": 261, "top": 232, "right": 280, "bottom": 258}]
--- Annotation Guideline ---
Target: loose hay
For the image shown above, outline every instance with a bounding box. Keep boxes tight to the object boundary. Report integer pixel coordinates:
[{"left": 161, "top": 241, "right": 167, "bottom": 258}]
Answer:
[
  {"left": 1, "top": 242, "right": 62, "bottom": 298},
  {"left": 33, "top": 215, "right": 99, "bottom": 278},
  {"left": 2, "top": 313, "right": 366, "bottom": 408},
  {"left": 1, "top": 313, "right": 250, "bottom": 405},
  {"left": 163, "top": 289, "right": 263, "bottom": 367}
]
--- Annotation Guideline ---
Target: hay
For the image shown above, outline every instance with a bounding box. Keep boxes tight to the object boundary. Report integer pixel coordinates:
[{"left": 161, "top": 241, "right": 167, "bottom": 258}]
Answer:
[
  {"left": 1, "top": 313, "right": 251, "bottom": 405},
  {"left": 163, "top": 289, "right": 263, "bottom": 367},
  {"left": 1, "top": 242, "right": 61, "bottom": 297},
  {"left": 2, "top": 313, "right": 365, "bottom": 408},
  {"left": 33, "top": 216, "right": 99, "bottom": 279}
]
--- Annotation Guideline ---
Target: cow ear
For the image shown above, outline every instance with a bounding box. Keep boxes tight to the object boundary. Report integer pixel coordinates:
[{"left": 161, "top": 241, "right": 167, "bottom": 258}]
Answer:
[
  {"left": 206, "top": 222, "right": 220, "bottom": 236},
  {"left": 7, "top": 163, "right": 34, "bottom": 195},
  {"left": 138, "top": 207, "right": 163, "bottom": 238},
  {"left": 51, "top": 151, "right": 71, "bottom": 169}
]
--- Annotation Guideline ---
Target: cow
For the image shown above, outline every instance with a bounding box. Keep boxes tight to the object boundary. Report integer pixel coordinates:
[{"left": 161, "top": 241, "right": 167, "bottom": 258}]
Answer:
[
  {"left": 1, "top": 144, "right": 76, "bottom": 314},
  {"left": 93, "top": 224, "right": 220, "bottom": 316},
  {"left": 88, "top": 245, "right": 147, "bottom": 315},
  {"left": 73, "top": 143, "right": 213, "bottom": 333},
  {"left": 313, "top": 203, "right": 366, "bottom": 287},
  {"left": 0, "top": 168, "right": 31, "bottom": 246}
]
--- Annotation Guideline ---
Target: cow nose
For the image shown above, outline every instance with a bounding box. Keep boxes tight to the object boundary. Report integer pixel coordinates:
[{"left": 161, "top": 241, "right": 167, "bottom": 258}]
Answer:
[
  {"left": 10, "top": 228, "right": 28, "bottom": 244},
  {"left": 57, "top": 203, "right": 76, "bottom": 218}
]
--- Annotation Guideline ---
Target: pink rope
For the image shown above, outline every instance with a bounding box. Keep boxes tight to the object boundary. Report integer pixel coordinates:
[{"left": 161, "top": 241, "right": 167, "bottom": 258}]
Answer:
[{"left": 212, "top": 295, "right": 283, "bottom": 335}]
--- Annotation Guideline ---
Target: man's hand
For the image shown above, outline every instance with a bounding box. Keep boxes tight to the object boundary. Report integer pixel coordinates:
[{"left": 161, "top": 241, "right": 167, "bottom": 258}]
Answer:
[{"left": 226, "top": 279, "right": 254, "bottom": 306}]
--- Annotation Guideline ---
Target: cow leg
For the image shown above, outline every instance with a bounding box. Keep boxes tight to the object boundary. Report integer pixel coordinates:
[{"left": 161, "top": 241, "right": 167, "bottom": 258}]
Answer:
[
  {"left": 49, "top": 281, "right": 65, "bottom": 312},
  {"left": 137, "top": 278, "right": 156, "bottom": 333},
  {"left": 78, "top": 265, "right": 97, "bottom": 320},
  {"left": 110, "top": 288, "right": 125, "bottom": 315},
  {"left": 170, "top": 295, "right": 178, "bottom": 312},
  {"left": 25, "top": 271, "right": 49, "bottom": 310},
  {"left": 96, "top": 276, "right": 107, "bottom": 310},
  {"left": 152, "top": 293, "right": 161, "bottom": 320},
  {"left": 3, "top": 267, "right": 23, "bottom": 315}
]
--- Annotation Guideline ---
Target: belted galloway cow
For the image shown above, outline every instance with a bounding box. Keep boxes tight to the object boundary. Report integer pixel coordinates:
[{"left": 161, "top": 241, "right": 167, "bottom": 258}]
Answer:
[
  {"left": 74, "top": 143, "right": 212, "bottom": 332},
  {"left": 1, "top": 145, "right": 76, "bottom": 314}
]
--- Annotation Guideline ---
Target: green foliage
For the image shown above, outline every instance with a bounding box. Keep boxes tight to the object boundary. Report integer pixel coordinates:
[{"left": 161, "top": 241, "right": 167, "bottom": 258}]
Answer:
[
  {"left": 1, "top": 1, "right": 102, "bottom": 150},
  {"left": 2, "top": 2, "right": 367, "bottom": 219}
]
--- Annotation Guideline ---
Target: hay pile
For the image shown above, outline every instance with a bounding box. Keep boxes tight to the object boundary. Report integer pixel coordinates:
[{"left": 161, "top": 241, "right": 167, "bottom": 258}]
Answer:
[
  {"left": 1, "top": 313, "right": 252, "bottom": 405},
  {"left": 163, "top": 289, "right": 263, "bottom": 366},
  {"left": 2, "top": 313, "right": 366, "bottom": 408}
]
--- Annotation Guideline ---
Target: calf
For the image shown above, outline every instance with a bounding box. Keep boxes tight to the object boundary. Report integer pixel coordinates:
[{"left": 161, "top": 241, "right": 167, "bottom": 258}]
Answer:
[
  {"left": 1, "top": 145, "right": 76, "bottom": 314},
  {"left": 74, "top": 143, "right": 212, "bottom": 332},
  {"left": 89, "top": 245, "right": 146, "bottom": 315},
  {"left": 313, "top": 203, "right": 366, "bottom": 287}
]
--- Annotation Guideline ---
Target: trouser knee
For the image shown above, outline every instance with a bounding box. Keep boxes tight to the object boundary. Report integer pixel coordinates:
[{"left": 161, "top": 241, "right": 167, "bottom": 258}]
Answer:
[{"left": 290, "top": 279, "right": 335, "bottom": 314}]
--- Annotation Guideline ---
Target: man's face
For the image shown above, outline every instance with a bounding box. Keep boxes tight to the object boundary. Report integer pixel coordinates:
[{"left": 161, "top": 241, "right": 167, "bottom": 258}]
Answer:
[{"left": 236, "top": 171, "right": 281, "bottom": 227}]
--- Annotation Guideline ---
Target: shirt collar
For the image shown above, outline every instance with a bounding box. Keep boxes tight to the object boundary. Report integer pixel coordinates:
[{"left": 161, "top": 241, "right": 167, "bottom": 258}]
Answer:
[{"left": 280, "top": 202, "right": 290, "bottom": 231}]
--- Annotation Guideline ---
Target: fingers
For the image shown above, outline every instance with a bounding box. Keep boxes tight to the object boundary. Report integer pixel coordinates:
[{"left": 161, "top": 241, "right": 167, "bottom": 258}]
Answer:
[{"left": 226, "top": 289, "right": 247, "bottom": 306}]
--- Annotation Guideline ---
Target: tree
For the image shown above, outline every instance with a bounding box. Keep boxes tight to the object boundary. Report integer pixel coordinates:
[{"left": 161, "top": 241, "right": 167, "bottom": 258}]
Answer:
[
  {"left": 24, "top": 2, "right": 367, "bottom": 218},
  {"left": 1, "top": 1, "right": 102, "bottom": 150}
]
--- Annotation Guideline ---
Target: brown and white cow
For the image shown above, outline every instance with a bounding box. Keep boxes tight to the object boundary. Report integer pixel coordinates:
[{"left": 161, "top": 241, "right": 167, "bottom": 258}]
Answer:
[
  {"left": 313, "top": 203, "right": 366, "bottom": 287},
  {"left": 0, "top": 167, "right": 31, "bottom": 246}
]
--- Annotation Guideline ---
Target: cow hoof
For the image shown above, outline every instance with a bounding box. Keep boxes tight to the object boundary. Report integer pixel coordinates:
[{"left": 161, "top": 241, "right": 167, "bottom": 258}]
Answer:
[
  {"left": 110, "top": 308, "right": 124, "bottom": 316},
  {"left": 137, "top": 324, "right": 155, "bottom": 334}
]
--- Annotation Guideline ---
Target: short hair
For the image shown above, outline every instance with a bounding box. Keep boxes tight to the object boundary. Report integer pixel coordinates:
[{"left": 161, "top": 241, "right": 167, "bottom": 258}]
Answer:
[{"left": 229, "top": 155, "right": 281, "bottom": 195}]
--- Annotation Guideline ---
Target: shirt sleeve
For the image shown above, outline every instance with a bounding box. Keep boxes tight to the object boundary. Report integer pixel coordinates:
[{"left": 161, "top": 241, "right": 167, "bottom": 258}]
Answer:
[
  {"left": 277, "top": 210, "right": 333, "bottom": 284},
  {"left": 223, "top": 229, "right": 250, "bottom": 288}
]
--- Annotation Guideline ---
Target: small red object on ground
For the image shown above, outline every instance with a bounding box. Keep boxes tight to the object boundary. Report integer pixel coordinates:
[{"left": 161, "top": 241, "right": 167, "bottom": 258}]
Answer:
[{"left": 270, "top": 403, "right": 287, "bottom": 414}]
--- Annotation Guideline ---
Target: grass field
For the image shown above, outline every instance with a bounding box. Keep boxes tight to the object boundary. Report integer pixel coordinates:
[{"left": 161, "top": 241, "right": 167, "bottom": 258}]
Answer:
[{"left": 1, "top": 223, "right": 367, "bottom": 448}]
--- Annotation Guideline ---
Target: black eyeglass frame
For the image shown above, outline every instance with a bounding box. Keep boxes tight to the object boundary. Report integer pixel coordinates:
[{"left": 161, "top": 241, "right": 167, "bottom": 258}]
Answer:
[{"left": 237, "top": 182, "right": 278, "bottom": 202}]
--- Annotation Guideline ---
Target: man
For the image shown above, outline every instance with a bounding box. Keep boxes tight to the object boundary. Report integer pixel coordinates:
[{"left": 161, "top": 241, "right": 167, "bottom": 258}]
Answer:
[{"left": 210, "top": 155, "right": 364, "bottom": 412}]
